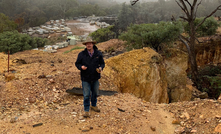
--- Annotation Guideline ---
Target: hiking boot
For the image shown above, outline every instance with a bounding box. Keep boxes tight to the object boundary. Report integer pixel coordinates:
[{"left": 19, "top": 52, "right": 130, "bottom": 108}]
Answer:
[
  {"left": 91, "top": 106, "right": 100, "bottom": 112},
  {"left": 83, "top": 111, "right": 90, "bottom": 118}
]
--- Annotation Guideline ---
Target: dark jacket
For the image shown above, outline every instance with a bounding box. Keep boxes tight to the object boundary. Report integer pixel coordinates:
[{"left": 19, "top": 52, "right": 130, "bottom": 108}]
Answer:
[{"left": 75, "top": 45, "right": 105, "bottom": 82}]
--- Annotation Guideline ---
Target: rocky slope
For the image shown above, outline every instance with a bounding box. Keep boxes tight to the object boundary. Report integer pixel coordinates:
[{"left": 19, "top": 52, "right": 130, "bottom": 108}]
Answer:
[{"left": 0, "top": 39, "right": 221, "bottom": 134}]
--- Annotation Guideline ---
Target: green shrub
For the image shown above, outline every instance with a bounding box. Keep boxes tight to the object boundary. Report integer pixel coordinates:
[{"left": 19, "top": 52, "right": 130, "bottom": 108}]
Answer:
[
  {"left": 119, "top": 21, "right": 183, "bottom": 51},
  {"left": 89, "top": 26, "right": 115, "bottom": 43},
  {"left": 0, "top": 31, "right": 47, "bottom": 54}
]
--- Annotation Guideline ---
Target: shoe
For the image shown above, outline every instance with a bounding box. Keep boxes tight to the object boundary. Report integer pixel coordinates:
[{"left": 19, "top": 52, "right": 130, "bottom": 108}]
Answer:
[
  {"left": 91, "top": 106, "right": 100, "bottom": 112},
  {"left": 83, "top": 111, "right": 90, "bottom": 118}
]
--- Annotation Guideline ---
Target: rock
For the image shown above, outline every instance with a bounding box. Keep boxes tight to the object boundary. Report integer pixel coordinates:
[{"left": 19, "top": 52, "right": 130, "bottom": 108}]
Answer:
[
  {"left": 49, "top": 79, "right": 55, "bottom": 83},
  {"left": 183, "top": 112, "right": 190, "bottom": 120},
  {"left": 4, "top": 73, "right": 15, "bottom": 82},
  {"left": 199, "top": 92, "right": 208, "bottom": 99},
  {"left": 215, "top": 124, "right": 221, "bottom": 132},
  {"left": 46, "top": 75, "right": 53, "bottom": 78},
  {"left": 172, "top": 119, "right": 180, "bottom": 124},
  {"left": 150, "top": 126, "right": 156, "bottom": 131},
  {"left": 103, "top": 47, "right": 169, "bottom": 103},
  {"left": 180, "top": 121, "right": 185, "bottom": 127},
  {"left": 33, "top": 123, "right": 43, "bottom": 127},
  {"left": 71, "top": 112, "right": 77, "bottom": 115},
  {"left": 194, "top": 98, "right": 201, "bottom": 101},
  {"left": 38, "top": 75, "right": 46, "bottom": 79},
  {"left": 28, "top": 97, "right": 36, "bottom": 103},
  {"left": 164, "top": 48, "right": 191, "bottom": 102},
  {"left": 174, "top": 127, "right": 184, "bottom": 134},
  {"left": 191, "top": 129, "right": 197, "bottom": 133},
  {"left": 10, "top": 117, "right": 17, "bottom": 123},
  {"left": 79, "top": 116, "right": 84, "bottom": 120}
]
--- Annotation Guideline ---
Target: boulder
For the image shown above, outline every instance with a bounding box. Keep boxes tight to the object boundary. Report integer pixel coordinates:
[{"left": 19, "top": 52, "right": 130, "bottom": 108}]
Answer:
[
  {"left": 164, "top": 48, "right": 192, "bottom": 102},
  {"left": 103, "top": 47, "right": 169, "bottom": 103}
]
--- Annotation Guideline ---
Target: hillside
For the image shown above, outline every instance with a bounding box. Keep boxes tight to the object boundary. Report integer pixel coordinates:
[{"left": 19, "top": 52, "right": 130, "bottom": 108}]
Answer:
[{"left": 0, "top": 39, "right": 221, "bottom": 133}]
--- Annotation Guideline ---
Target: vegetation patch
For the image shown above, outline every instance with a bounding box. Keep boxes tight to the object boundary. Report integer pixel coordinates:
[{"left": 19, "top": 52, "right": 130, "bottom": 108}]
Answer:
[
  {"left": 189, "top": 65, "right": 221, "bottom": 99},
  {"left": 63, "top": 46, "right": 85, "bottom": 54}
]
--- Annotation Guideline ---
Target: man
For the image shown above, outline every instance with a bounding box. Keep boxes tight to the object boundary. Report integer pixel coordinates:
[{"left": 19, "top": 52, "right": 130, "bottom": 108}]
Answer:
[{"left": 75, "top": 37, "right": 105, "bottom": 118}]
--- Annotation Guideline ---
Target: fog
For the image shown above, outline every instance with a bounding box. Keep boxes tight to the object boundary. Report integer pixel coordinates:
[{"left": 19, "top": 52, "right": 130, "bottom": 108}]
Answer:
[
  {"left": 0, "top": 0, "right": 221, "bottom": 29},
  {"left": 115, "top": 0, "right": 157, "bottom": 3}
]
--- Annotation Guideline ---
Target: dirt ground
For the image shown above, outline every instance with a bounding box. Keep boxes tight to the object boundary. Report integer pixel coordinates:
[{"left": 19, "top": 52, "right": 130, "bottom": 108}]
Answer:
[{"left": 0, "top": 20, "right": 221, "bottom": 134}]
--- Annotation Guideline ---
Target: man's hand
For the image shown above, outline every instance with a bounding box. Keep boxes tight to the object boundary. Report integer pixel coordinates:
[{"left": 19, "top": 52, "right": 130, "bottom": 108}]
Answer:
[
  {"left": 81, "top": 66, "right": 87, "bottom": 70},
  {"left": 96, "top": 67, "right": 102, "bottom": 73}
]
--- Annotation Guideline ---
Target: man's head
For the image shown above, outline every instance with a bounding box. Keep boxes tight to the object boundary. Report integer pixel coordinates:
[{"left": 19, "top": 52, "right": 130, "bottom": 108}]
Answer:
[
  {"left": 85, "top": 42, "right": 94, "bottom": 51},
  {"left": 82, "top": 37, "right": 96, "bottom": 51}
]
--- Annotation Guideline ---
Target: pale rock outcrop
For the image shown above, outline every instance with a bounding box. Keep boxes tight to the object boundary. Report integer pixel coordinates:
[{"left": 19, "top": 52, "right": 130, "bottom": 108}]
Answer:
[
  {"left": 103, "top": 47, "right": 169, "bottom": 103},
  {"left": 164, "top": 48, "right": 192, "bottom": 102}
]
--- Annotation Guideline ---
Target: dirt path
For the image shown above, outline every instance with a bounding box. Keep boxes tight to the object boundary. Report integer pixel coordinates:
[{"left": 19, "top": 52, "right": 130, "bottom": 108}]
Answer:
[{"left": 0, "top": 94, "right": 178, "bottom": 134}]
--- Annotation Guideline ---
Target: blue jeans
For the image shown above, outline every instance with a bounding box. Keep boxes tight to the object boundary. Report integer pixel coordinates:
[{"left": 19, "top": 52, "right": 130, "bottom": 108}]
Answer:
[{"left": 82, "top": 80, "right": 99, "bottom": 112}]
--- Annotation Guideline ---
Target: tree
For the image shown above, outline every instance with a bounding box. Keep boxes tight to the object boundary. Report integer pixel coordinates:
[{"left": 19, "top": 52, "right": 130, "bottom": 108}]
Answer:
[
  {"left": 55, "top": 0, "right": 78, "bottom": 19},
  {"left": 132, "top": 0, "right": 221, "bottom": 89},
  {"left": 184, "top": 17, "right": 220, "bottom": 37},
  {"left": 174, "top": 0, "right": 221, "bottom": 89},
  {"left": 0, "top": 13, "right": 17, "bottom": 33},
  {"left": 118, "top": 3, "right": 135, "bottom": 31},
  {"left": 119, "top": 21, "right": 182, "bottom": 51}
]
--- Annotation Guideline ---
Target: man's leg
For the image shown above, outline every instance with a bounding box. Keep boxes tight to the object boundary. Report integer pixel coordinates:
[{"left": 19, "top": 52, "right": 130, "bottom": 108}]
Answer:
[
  {"left": 91, "top": 80, "right": 100, "bottom": 112},
  {"left": 82, "top": 81, "right": 91, "bottom": 112}
]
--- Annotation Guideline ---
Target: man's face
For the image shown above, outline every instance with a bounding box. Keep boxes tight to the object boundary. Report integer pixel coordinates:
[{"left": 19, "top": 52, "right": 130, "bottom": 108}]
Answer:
[{"left": 86, "top": 42, "right": 94, "bottom": 50}]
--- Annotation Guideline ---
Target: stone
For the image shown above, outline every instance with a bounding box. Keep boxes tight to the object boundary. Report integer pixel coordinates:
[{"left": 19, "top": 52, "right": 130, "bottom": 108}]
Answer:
[
  {"left": 49, "top": 79, "right": 55, "bottom": 83},
  {"left": 215, "top": 124, "right": 221, "bottom": 133},
  {"left": 191, "top": 129, "right": 197, "bottom": 133},
  {"left": 216, "top": 115, "right": 221, "bottom": 119},
  {"left": 199, "top": 92, "right": 208, "bottom": 99},
  {"left": 103, "top": 47, "right": 169, "bottom": 103},
  {"left": 150, "top": 126, "right": 156, "bottom": 131},
  {"left": 4, "top": 73, "right": 15, "bottom": 82},
  {"left": 174, "top": 127, "right": 184, "bottom": 134},
  {"left": 10, "top": 117, "right": 17, "bottom": 123},
  {"left": 172, "top": 119, "right": 180, "bottom": 124},
  {"left": 183, "top": 112, "right": 190, "bottom": 120},
  {"left": 28, "top": 97, "right": 36, "bottom": 103}
]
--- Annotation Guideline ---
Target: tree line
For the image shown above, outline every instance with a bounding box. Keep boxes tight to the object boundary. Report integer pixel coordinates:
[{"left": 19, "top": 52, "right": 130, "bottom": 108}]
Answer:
[{"left": 0, "top": 0, "right": 221, "bottom": 31}]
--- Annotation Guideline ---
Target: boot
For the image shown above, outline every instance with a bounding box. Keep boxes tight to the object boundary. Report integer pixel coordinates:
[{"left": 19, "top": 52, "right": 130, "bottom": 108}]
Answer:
[
  {"left": 91, "top": 106, "right": 100, "bottom": 112},
  {"left": 83, "top": 111, "right": 90, "bottom": 118}
]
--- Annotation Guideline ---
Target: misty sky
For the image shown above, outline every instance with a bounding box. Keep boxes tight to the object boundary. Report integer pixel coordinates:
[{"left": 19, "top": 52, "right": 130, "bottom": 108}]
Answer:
[{"left": 115, "top": 0, "right": 157, "bottom": 3}]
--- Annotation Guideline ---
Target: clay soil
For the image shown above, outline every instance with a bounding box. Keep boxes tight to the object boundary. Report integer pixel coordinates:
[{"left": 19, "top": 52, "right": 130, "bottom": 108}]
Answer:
[{"left": 0, "top": 21, "right": 221, "bottom": 134}]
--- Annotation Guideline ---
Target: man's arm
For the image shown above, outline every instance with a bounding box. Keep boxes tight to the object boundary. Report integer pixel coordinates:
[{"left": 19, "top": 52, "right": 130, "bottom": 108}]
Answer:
[
  {"left": 99, "top": 53, "right": 105, "bottom": 70},
  {"left": 75, "top": 52, "right": 83, "bottom": 70}
]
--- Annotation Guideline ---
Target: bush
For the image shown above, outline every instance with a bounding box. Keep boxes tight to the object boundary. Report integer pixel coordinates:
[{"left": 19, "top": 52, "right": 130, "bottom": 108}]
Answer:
[
  {"left": 89, "top": 26, "right": 116, "bottom": 43},
  {"left": 189, "top": 65, "right": 221, "bottom": 99},
  {"left": 119, "top": 21, "right": 183, "bottom": 51},
  {"left": 0, "top": 31, "right": 47, "bottom": 54}
]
